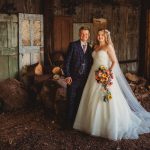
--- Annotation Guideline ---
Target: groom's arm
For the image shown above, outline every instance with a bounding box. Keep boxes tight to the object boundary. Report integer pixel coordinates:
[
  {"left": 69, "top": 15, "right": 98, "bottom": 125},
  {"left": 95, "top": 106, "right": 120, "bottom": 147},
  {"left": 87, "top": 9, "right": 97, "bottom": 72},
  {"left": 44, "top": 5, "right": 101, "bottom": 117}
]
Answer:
[{"left": 63, "top": 42, "right": 74, "bottom": 77}]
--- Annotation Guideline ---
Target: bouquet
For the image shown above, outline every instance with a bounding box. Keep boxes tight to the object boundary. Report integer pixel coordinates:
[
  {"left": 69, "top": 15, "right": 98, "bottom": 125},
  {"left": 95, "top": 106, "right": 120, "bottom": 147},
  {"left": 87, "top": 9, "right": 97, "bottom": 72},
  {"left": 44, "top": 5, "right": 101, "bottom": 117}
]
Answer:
[{"left": 95, "top": 65, "right": 113, "bottom": 102}]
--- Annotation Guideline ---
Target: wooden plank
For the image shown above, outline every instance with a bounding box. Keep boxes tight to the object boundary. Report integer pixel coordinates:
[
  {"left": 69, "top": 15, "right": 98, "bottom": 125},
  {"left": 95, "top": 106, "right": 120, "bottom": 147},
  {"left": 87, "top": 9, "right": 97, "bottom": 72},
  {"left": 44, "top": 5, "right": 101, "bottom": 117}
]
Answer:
[
  {"left": 111, "top": 6, "right": 127, "bottom": 61},
  {"left": 0, "top": 14, "right": 18, "bottom": 22},
  {"left": 21, "top": 19, "right": 31, "bottom": 46},
  {"left": 31, "top": 52, "right": 41, "bottom": 64},
  {"left": 120, "top": 62, "right": 138, "bottom": 73},
  {"left": 126, "top": 35, "right": 138, "bottom": 60},
  {"left": 62, "top": 19, "right": 69, "bottom": 52},
  {"left": 13, "top": 0, "right": 42, "bottom": 14},
  {"left": 53, "top": 18, "right": 62, "bottom": 51},
  {"left": 9, "top": 55, "right": 18, "bottom": 78},
  {"left": 126, "top": 7, "right": 139, "bottom": 62},
  {"left": 126, "top": 7, "right": 139, "bottom": 34},
  {"left": 19, "top": 53, "right": 30, "bottom": 66},
  {"left": 0, "top": 56, "right": 9, "bottom": 80},
  {"left": 33, "top": 20, "right": 40, "bottom": 46},
  {"left": 0, "top": 22, "right": 7, "bottom": 48},
  {"left": 53, "top": 16, "right": 73, "bottom": 52},
  {"left": 145, "top": 10, "right": 150, "bottom": 80},
  {"left": 0, "top": 14, "right": 18, "bottom": 80},
  {"left": 11, "top": 22, "right": 18, "bottom": 48}
]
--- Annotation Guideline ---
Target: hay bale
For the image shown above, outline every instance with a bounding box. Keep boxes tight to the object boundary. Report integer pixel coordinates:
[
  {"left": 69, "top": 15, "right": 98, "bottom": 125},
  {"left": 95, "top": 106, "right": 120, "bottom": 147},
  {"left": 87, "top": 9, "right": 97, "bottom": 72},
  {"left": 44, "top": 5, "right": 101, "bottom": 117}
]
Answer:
[{"left": 0, "top": 79, "right": 29, "bottom": 111}]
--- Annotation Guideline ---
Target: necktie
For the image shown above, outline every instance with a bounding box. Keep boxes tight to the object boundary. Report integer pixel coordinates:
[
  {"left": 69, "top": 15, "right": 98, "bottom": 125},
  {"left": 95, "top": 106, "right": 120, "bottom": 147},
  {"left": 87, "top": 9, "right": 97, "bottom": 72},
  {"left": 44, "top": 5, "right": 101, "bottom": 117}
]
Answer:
[{"left": 82, "top": 44, "right": 87, "bottom": 53}]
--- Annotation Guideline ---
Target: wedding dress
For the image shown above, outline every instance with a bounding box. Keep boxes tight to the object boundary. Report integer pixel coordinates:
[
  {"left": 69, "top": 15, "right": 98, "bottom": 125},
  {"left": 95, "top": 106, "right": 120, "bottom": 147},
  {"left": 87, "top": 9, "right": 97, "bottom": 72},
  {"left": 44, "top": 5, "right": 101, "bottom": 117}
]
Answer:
[{"left": 73, "top": 50, "right": 150, "bottom": 140}]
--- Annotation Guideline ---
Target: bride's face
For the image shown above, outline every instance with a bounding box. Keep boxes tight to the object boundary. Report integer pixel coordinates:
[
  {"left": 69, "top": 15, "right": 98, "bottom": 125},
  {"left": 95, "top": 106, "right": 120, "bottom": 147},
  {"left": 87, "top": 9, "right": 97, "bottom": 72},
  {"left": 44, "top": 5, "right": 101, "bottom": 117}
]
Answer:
[{"left": 97, "top": 31, "right": 106, "bottom": 43}]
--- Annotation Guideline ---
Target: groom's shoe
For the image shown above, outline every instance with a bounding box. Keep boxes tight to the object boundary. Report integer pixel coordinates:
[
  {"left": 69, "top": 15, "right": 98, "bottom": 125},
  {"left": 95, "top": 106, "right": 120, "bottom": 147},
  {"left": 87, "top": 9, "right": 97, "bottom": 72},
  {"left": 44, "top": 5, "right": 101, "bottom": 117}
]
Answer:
[
  {"left": 66, "top": 121, "right": 73, "bottom": 130},
  {"left": 68, "top": 124, "right": 73, "bottom": 130}
]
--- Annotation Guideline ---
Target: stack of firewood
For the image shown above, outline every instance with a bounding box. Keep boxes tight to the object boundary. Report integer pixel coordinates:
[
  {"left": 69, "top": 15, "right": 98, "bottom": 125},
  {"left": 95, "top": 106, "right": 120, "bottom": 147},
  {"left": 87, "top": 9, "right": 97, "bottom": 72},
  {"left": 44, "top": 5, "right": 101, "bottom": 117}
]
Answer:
[
  {"left": 19, "top": 59, "right": 67, "bottom": 122},
  {"left": 125, "top": 72, "right": 150, "bottom": 102}
]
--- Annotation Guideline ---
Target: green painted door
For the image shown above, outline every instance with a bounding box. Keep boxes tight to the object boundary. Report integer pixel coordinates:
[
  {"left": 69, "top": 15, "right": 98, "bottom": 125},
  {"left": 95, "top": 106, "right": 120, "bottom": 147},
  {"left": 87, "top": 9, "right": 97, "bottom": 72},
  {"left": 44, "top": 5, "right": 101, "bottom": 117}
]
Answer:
[{"left": 0, "top": 14, "right": 18, "bottom": 81}]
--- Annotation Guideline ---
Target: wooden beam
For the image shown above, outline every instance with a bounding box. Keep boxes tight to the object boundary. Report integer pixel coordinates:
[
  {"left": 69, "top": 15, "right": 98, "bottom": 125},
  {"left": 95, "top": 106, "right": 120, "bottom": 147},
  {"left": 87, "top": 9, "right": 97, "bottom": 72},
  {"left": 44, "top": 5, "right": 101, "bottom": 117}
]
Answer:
[
  {"left": 138, "top": 0, "right": 147, "bottom": 77},
  {"left": 119, "top": 59, "right": 138, "bottom": 64},
  {"left": 43, "top": 0, "right": 54, "bottom": 70},
  {"left": 139, "top": 0, "right": 150, "bottom": 82}
]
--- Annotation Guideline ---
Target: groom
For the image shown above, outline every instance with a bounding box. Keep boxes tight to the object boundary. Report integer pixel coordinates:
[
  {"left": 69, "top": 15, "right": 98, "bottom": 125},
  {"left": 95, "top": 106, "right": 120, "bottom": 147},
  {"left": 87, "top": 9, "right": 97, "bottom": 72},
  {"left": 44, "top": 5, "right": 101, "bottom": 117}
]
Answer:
[{"left": 64, "top": 26, "right": 93, "bottom": 128}]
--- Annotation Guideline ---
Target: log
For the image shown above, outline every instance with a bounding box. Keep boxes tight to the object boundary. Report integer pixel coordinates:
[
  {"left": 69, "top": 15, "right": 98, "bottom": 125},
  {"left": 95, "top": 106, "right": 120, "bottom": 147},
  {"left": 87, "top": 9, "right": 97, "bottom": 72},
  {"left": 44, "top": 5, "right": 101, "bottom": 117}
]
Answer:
[
  {"left": 51, "top": 52, "right": 64, "bottom": 67},
  {"left": 34, "top": 74, "right": 51, "bottom": 84},
  {"left": 34, "top": 62, "right": 43, "bottom": 75},
  {"left": 0, "top": 79, "right": 29, "bottom": 112},
  {"left": 38, "top": 79, "right": 62, "bottom": 110},
  {"left": 38, "top": 78, "right": 67, "bottom": 123},
  {"left": 125, "top": 72, "right": 149, "bottom": 102},
  {"left": 125, "top": 72, "right": 139, "bottom": 82},
  {"left": 138, "top": 77, "right": 147, "bottom": 87}
]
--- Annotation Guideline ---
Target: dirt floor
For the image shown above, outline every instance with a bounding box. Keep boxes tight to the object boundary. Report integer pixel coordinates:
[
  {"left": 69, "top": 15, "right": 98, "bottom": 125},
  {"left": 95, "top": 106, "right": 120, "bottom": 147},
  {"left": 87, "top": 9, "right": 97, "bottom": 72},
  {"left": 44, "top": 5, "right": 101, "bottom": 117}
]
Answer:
[{"left": 0, "top": 98, "right": 150, "bottom": 150}]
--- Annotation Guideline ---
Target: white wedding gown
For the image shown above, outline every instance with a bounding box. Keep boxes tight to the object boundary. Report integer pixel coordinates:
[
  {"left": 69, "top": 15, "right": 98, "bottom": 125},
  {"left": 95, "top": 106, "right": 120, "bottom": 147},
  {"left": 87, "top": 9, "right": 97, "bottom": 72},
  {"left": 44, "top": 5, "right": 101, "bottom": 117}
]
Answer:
[{"left": 73, "top": 50, "right": 150, "bottom": 140}]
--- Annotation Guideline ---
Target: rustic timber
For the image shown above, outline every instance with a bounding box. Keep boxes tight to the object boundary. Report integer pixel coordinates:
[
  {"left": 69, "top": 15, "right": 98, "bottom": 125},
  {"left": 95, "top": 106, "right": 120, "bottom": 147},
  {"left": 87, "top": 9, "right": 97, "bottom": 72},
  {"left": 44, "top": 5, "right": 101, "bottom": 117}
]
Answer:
[{"left": 139, "top": 0, "right": 150, "bottom": 82}]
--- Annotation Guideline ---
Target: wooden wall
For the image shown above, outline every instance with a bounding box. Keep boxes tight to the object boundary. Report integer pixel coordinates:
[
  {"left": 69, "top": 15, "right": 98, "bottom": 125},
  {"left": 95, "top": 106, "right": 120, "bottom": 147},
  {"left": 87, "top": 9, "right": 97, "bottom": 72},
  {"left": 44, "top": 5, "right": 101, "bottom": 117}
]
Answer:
[
  {"left": 0, "top": 0, "right": 43, "bottom": 14},
  {"left": 47, "top": 0, "right": 140, "bottom": 73},
  {"left": 0, "top": 0, "right": 144, "bottom": 75}
]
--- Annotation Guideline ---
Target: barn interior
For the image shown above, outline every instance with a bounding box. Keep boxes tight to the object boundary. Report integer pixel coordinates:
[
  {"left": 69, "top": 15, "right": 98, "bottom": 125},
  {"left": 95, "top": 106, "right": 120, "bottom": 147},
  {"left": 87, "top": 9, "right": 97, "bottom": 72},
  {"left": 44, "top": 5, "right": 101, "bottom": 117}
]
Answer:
[{"left": 0, "top": 0, "right": 150, "bottom": 149}]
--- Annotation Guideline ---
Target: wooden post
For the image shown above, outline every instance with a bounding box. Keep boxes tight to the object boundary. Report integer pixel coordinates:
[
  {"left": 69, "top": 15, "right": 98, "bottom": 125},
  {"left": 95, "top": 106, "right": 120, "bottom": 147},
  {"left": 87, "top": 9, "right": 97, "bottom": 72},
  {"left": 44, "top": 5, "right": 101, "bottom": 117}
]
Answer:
[
  {"left": 139, "top": 0, "right": 150, "bottom": 82},
  {"left": 43, "top": 0, "right": 54, "bottom": 71}
]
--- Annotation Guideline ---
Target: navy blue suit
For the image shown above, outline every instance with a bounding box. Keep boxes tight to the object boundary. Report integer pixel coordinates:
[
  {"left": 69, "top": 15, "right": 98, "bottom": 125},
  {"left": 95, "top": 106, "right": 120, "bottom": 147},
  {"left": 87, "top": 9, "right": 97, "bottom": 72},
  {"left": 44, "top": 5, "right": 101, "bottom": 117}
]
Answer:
[{"left": 64, "top": 40, "right": 93, "bottom": 125}]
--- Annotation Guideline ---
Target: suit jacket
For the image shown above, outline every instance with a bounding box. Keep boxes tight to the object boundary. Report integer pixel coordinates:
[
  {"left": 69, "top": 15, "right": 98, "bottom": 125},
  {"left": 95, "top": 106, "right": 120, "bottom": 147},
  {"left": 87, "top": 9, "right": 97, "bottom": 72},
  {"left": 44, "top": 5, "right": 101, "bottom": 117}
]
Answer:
[{"left": 64, "top": 40, "right": 93, "bottom": 80}]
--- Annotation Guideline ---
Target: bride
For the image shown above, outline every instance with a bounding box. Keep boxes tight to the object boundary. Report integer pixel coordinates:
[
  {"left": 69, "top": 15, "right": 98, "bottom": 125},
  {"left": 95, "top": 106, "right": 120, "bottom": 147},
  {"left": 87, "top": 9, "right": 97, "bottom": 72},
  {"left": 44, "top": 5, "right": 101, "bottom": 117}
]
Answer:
[{"left": 73, "top": 29, "right": 150, "bottom": 140}]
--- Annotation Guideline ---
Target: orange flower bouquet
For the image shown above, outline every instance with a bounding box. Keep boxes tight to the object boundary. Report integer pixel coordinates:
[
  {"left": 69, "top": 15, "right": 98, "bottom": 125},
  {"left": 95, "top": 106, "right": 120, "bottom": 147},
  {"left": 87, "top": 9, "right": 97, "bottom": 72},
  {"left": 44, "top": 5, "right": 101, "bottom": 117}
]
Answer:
[{"left": 95, "top": 65, "right": 113, "bottom": 102}]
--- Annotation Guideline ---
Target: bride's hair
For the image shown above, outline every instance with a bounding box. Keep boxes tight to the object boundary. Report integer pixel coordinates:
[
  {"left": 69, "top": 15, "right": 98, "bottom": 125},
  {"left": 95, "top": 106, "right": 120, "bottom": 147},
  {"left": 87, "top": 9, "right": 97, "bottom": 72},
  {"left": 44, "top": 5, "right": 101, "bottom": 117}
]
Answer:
[{"left": 97, "top": 29, "right": 114, "bottom": 48}]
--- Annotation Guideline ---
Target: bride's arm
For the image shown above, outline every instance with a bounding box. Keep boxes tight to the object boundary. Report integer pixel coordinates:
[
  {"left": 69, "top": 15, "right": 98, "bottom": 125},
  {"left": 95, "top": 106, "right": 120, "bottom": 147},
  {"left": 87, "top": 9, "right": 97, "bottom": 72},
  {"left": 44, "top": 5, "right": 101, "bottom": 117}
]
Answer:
[{"left": 107, "top": 45, "right": 118, "bottom": 71}]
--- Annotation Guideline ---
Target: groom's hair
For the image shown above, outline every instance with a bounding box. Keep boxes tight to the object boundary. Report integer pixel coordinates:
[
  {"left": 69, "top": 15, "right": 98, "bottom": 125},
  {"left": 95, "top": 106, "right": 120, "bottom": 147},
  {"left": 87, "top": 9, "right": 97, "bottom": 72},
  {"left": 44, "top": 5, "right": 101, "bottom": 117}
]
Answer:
[{"left": 79, "top": 26, "right": 90, "bottom": 33}]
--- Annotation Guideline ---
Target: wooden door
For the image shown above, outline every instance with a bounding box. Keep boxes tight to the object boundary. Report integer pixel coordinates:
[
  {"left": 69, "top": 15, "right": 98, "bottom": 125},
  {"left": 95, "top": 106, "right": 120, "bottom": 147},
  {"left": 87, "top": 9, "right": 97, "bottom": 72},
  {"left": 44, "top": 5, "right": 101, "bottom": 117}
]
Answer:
[
  {"left": 19, "top": 13, "right": 44, "bottom": 70},
  {"left": 53, "top": 16, "right": 73, "bottom": 53},
  {"left": 0, "top": 14, "right": 18, "bottom": 80}
]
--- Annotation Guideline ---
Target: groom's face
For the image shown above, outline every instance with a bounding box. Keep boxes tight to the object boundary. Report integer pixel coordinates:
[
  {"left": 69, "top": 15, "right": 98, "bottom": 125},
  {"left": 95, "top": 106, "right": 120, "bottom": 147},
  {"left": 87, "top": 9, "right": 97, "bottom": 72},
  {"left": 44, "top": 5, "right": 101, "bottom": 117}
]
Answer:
[{"left": 79, "top": 30, "right": 90, "bottom": 42}]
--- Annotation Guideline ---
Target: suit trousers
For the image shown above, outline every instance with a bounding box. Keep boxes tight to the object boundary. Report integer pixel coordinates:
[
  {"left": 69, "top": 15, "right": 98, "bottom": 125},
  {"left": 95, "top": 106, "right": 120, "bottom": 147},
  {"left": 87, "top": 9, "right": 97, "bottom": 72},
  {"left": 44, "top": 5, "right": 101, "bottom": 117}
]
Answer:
[{"left": 66, "top": 76, "right": 87, "bottom": 125}]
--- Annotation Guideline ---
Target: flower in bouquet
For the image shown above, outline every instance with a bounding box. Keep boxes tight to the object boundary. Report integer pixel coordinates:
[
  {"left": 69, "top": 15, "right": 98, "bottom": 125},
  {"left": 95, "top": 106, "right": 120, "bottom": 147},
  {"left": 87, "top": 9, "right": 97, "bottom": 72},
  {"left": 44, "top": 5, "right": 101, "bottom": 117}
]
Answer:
[{"left": 95, "top": 65, "right": 113, "bottom": 102}]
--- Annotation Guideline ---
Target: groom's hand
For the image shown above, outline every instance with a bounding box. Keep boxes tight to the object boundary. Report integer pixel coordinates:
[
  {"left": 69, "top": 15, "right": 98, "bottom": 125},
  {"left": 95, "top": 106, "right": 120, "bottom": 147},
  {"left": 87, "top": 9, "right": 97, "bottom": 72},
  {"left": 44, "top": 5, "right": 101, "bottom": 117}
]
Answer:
[{"left": 65, "top": 77, "right": 72, "bottom": 85}]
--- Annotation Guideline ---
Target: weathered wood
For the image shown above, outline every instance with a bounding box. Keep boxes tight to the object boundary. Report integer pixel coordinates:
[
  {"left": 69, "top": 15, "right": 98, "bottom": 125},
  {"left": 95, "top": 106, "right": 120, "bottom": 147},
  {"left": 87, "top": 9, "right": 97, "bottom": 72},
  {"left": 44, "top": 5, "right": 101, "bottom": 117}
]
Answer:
[
  {"left": 0, "top": 0, "right": 43, "bottom": 14},
  {"left": 53, "top": 16, "right": 73, "bottom": 53},
  {"left": 0, "top": 14, "right": 18, "bottom": 81},
  {"left": 144, "top": 10, "right": 150, "bottom": 81},
  {"left": 51, "top": 2, "right": 140, "bottom": 73},
  {"left": 125, "top": 72, "right": 150, "bottom": 101},
  {"left": 19, "top": 13, "right": 44, "bottom": 70},
  {"left": 43, "top": 0, "right": 54, "bottom": 70},
  {"left": 139, "top": 0, "right": 150, "bottom": 82},
  {"left": 0, "top": 0, "right": 142, "bottom": 76}
]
